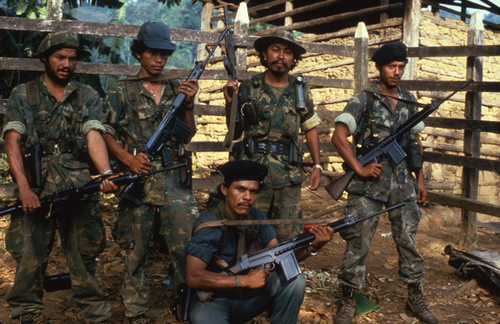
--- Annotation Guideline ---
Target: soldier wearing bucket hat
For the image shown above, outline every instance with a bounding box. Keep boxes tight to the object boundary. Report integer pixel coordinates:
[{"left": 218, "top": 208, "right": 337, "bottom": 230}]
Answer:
[
  {"left": 331, "top": 41, "right": 436, "bottom": 324},
  {"left": 222, "top": 29, "right": 322, "bottom": 242},
  {"left": 102, "top": 21, "right": 200, "bottom": 324},
  {"left": 3, "top": 30, "right": 117, "bottom": 324}
]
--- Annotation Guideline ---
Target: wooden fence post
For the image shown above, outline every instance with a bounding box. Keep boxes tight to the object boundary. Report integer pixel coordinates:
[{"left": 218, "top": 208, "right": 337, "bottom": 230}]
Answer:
[
  {"left": 234, "top": 2, "right": 249, "bottom": 72},
  {"left": 46, "top": 0, "right": 63, "bottom": 20},
  {"left": 459, "top": 12, "right": 484, "bottom": 251},
  {"left": 285, "top": 1, "right": 293, "bottom": 26},
  {"left": 402, "top": 0, "right": 420, "bottom": 80},
  {"left": 197, "top": 2, "right": 215, "bottom": 61},
  {"left": 354, "top": 22, "right": 369, "bottom": 93}
]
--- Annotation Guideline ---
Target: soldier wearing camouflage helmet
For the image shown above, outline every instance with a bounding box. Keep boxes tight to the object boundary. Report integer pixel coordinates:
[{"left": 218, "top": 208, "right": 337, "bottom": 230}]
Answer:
[
  {"left": 3, "top": 31, "right": 117, "bottom": 324},
  {"left": 223, "top": 30, "right": 322, "bottom": 241},
  {"left": 102, "top": 22, "right": 199, "bottom": 324},
  {"left": 331, "top": 41, "right": 437, "bottom": 324}
]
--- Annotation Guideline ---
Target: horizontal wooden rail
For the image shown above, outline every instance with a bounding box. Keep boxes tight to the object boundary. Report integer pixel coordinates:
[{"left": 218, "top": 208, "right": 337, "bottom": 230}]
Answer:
[
  {"left": 0, "top": 16, "right": 348, "bottom": 55},
  {"left": 426, "top": 191, "right": 500, "bottom": 217}
]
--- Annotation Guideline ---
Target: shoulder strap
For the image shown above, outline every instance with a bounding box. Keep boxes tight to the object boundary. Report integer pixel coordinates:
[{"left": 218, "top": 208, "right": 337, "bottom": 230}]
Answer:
[
  {"left": 353, "top": 90, "right": 374, "bottom": 147},
  {"left": 26, "top": 79, "right": 40, "bottom": 110},
  {"left": 25, "top": 79, "right": 40, "bottom": 140}
]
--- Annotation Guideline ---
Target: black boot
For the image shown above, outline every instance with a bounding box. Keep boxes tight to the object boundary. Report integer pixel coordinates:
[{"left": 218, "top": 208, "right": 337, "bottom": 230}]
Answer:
[
  {"left": 406, "top": 283, "right": 438, "bottom": 324},
  {"left": 334, "top": 285, "right": 356, "bottom": 324}
]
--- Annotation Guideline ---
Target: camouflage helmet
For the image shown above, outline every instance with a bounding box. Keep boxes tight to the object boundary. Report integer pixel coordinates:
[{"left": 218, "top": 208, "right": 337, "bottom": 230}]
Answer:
[
  {"left": 36, "top": 31, "right": 79, "bottom": 58},
  {"left": 254, "top": 30, "right": 306, "bottom": 56}
]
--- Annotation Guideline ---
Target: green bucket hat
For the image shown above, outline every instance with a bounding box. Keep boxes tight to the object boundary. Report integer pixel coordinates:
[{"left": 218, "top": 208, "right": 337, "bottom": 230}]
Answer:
[
  {"left": 36, "top": 31, "right": 79, "bottom": 57},
  {"left": 254, "top": 30, "right": 306, "bottom": 56}
]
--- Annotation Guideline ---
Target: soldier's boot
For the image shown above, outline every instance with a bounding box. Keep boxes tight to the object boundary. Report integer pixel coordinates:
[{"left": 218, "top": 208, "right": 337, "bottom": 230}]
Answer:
[
  {"left": 18, "top": 313, "right": 38, "bottom": 324},
  {"left": 334, "top": 286, "right": 356, "bottom": 324},
  {"left": 406, "top": 283, "right": 438, "bottom": 324}
]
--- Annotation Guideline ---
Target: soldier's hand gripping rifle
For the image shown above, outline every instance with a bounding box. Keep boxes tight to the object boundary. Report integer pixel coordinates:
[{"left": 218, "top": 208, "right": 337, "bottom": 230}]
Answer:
[
  {"left": 327, "top": 79, "right": 473, "bottom": 201},
  {"left": 222, "top": 6, "right": 238, "bottom": 148},
  {"left": 121, "top": 14, "right": 232, "bottom": 203},
  {"left": 0, "top": 162, "right": 187, "bottom": 218},
  {"left": 196, "top": 202, "right": 405, "bottom": 301}
]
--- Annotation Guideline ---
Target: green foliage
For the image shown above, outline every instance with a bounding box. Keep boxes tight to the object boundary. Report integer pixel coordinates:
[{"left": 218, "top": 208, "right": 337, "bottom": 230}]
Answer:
[
  {"left": 7, "top": 0, "right": 46, "bottom": 18},
  {"left": 0, "top": 0, "right": 203, "bottom": 97}
]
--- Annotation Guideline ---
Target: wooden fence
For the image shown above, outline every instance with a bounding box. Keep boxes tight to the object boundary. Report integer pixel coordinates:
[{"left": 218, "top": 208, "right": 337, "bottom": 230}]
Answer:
[{"left": 0, "top": 4, "right": 499, "bottom": 249}]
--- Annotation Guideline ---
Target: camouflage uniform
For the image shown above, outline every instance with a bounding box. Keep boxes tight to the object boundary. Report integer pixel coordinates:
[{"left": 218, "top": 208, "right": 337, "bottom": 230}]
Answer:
[
  {"left": 103, "top": 77, "right": 199, "bottom": 318},
  {"left": 334, "top": 84, "right": 425, "bottom": 289},
  {"left": 3, "top": 75, "right": 111, "bottom": 322},
  {"left": 233, "top": 73, "right": 321, "bottom": 240}
]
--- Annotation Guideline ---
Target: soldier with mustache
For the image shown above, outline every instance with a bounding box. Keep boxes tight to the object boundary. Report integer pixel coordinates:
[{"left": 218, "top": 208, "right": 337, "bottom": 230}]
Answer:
[
  {"left": 223, "top": 30, "right": 322, "bottom": 242},
  {"left": 184, "top": 160, "right": 333, "bottom": 323},
  {"left": 3, "top": 31, "right": 117, "bottom": 324}
]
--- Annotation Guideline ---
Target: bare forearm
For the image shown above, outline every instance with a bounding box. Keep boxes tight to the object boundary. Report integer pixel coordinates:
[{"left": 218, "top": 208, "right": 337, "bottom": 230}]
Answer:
[
  {"left": 86, "top": 130, "right": 112, "bottom": 174},
  {"left": 305, "top": 128, "right": 320, "bottom": 165},
  {"left": 5, "top": 132, "right": 30, "bottom": 190}
]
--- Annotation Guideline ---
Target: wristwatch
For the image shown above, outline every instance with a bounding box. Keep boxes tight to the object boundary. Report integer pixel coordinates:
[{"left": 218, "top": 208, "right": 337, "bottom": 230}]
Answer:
[{"left": 313, "top": 164, "right": 323, "bottom": 171}]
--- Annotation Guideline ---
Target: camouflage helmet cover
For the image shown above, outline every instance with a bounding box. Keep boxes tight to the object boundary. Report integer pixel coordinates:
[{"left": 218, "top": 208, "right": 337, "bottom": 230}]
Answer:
[{"left": 36, "top": 31, "right": 79, "bottom": 57}]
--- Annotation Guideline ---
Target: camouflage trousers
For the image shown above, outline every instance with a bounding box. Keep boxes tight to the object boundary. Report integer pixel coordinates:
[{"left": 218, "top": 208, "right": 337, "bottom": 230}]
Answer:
[
  {"left": 113, "top": 176, "right": 198, "bottom": 318},
  {"left": 254, "top": 183, "right": 302, "bottom": 241},
  {"left": 338, "top": 194, "right": 425, "bottom": 289},
  {"left": 6, "top": 200, "right": 111, "bottom": 322}
]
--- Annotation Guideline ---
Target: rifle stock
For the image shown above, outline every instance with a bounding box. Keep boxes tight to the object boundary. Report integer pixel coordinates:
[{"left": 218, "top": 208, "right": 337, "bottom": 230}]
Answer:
[{"left": 326, "top": 170, "right": 354, "bottom": 200}]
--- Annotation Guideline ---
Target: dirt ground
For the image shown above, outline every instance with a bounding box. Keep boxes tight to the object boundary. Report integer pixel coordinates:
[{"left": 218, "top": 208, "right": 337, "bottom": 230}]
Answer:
[{"left": 0, "top": 186, "right": 499, "bottom": 324}]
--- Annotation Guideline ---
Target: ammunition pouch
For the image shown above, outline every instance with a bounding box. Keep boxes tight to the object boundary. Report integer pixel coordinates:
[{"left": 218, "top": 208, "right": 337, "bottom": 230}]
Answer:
[
  {"left": 288, "top": 140, "right": 303, "bottom": 166},
  {"left": 41, "top": 140, "right": 73, "bottom": 155},
  {"left": 23, "top": 143, "right": 43, "bottom": 189},
  {"left": 406, "top": 140, "right": 423, "bottom": 172},
  {"left": 180, "top": 151, "right": 193, "bottom": 189},
  {"left": 240, "top": 138, "right": 303, "bottom": 165},
  {"left": 240, "top": 101, "right": 259, "bottom": 126}
]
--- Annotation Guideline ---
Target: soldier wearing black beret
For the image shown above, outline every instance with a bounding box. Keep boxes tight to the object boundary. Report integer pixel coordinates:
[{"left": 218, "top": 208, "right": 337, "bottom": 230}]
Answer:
[
  {"left": 331, "top": 41, "right": 437, "bottom": 324},
  {"left": 184, "top": 159, "right": 333, "bottom": 323}
]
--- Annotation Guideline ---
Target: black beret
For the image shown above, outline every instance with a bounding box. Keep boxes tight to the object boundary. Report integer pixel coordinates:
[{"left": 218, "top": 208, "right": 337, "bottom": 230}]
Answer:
[
  {"left": 371, "top": 41, "right": 408, "bottom": 65},
  {"left": 218, "top": 160, "right": 268, "bottom": 184}
]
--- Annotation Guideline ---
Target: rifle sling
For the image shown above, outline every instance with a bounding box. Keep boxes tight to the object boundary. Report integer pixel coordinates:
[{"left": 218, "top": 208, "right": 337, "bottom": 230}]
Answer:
[
  {"left": 117, "top": 73, "right": 188, "bottom": 83},
  {"left": 193, "top": 217, "right": 340, "bottom": 235},
  {"left": 364, "top": 90, "right": 428, "bottom": 108}
]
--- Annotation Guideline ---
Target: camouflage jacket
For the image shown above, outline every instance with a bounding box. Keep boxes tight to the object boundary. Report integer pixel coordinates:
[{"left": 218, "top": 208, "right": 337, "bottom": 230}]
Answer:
[
  {"left": 235, "top": 73, "right": 321, "bottom": 189},
  {"left": 2, "top": 75, "right": 106, "bottom": 197},
  {"left": 334, "top": 84, "right": 423, "bottom": 202},
  {"left": 102, "top": 77, "right": 193, "bottom": 203}
]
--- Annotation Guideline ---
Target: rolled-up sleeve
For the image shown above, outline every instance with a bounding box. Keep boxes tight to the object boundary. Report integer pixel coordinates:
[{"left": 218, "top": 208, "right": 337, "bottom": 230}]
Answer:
[
  {"left": 301, "top": 112, "right": 321, "bottom": 132},
  {"left": 82, "top": 120, "right": 106, "bottom": 135},
  {"left": 334, "top": 112, "right": 357, "bottom": 135},
  {"left": 2, "top": 121, "right": 26, "bottom": 137}
]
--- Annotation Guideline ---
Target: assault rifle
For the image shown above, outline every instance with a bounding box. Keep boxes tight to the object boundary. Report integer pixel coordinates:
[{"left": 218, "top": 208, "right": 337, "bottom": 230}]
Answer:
[
  {"left": 121, "top": 10, "right": 232, "bottom": 203},
  {"left": 0, "top": 163, "right": 186, "bottom": 217},
  {"left": 222, "top": 6, "right": 238, "bottom": 148},
  {"left": 327, "top": 79, "right": 473, "bottom": 200},
  {"left": 196, "top": 202, "right": 405, "bottom": 301}
]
